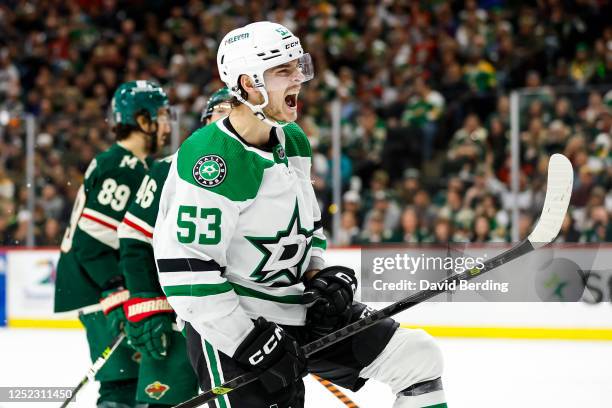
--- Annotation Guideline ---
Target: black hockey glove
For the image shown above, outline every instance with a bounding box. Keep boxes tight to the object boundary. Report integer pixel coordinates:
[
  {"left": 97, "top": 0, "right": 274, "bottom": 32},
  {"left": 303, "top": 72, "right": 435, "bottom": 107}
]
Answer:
[
  {"left": 234, "top": 317, "right": 307, "bottom": 394},
  {"left": 302, "top": 266, "right": 358, "bottom": 337}
]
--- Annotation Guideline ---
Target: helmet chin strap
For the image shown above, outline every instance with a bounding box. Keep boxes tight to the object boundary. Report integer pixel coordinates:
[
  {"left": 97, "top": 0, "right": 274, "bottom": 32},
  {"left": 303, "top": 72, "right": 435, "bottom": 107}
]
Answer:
[
  {"left": 231, "top": 85, "right": 286, "bottom": 128},
  {"left": 148, "top": 130, "right": 158, "bottom": 154},
  {"left": 137, "top": 119, "right": 159, "bottom": 154}
]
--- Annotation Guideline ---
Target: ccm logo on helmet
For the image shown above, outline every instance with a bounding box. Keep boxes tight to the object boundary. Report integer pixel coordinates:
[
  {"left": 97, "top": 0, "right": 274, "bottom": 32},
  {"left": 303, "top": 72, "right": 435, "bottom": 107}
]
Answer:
[
  {"left": 248, "top": 326, "right": 284, "bottom": 365},
  {"left": 285, "top": 41, "right": 299, "bottom": 49}
]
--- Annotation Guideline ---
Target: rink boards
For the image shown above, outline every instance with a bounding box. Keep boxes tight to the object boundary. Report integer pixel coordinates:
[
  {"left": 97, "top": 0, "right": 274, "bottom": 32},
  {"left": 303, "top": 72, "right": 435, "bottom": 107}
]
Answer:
[
  {"left": 1, "top": 246, "right": 612, "bottom": 340},
  {"left": 0, "top": 251, "right": 5, "bottom": 327}
]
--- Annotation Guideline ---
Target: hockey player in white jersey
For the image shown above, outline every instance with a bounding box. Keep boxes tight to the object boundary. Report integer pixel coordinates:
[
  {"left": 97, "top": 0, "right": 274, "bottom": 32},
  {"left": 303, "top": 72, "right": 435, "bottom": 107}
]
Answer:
[{"left": 152, "top": 21, "right": 446, "bottom": 408}]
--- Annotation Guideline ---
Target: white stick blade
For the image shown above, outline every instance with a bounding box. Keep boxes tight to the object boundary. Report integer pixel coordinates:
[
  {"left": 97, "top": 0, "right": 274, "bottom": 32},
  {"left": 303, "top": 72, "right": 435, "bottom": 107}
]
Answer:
[{"left": 528, "top": 153, "right": 573, "bottom": 247}]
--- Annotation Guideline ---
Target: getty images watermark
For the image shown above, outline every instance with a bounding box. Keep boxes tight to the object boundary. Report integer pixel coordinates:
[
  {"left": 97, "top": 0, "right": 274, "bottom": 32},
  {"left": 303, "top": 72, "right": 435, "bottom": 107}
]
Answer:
[
  {"left": 360, "top": 243, "right": 604, "bottom": 303},
  {"left": 0, "top": 387, "right": 74, "bottom": 402},
  {"left": 370, "top": 252, "right": 510, "bottom": 293}
]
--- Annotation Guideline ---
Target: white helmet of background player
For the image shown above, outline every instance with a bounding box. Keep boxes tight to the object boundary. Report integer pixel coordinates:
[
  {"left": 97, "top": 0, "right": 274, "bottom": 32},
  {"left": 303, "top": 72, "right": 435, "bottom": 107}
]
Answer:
[{"left": 217, "top": 21, "right": 314, "bottom": 126}]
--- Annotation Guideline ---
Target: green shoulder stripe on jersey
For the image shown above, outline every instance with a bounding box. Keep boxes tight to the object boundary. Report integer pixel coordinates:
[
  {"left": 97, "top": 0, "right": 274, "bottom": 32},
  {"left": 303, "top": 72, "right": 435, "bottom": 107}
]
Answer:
[
  {"left": 122, "top": 158, "right": 171, "bottom": 229},
  {"left": 163, "top": 282, "right": 234, "bottom": 297},
  {"left": 96, "top": 143, "right": 145, "bottom": 173},
  {"left": 231, "top": 283, "right": 302, "bottom": 304},
  {"left": 312, "top": 236, "right": 327, "bottom": 250},
  {"left": 177, "top": 125, "right": 274, "bottom": 201},
  {"left": 149, "top": 157, "right": 172, "bottom": 182},
  {"left": 283, "top": 122, "right": 312, "bottom": 158},
  {"left": 82, "top": 143, "right": 149, "bottom": 223}
]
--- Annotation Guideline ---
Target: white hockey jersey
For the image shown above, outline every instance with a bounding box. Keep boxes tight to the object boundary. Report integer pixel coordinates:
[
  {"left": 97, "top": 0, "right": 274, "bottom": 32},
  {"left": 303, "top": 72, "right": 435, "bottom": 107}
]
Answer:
[{"left": 153, "top": 118, "right": 326, "bottom": 356}]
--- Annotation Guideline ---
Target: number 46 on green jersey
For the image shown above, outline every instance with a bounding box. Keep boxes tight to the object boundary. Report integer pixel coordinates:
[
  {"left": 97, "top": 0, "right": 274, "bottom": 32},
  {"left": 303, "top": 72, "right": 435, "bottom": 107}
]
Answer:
[{"left": 176, "top": 205, "right": 221, "bottom": 245}]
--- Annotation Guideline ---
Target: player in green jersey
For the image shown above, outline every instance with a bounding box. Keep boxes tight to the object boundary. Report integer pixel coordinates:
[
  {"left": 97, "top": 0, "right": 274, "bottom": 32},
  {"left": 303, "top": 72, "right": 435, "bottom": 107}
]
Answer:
[
  {"left": 116, "top": 88, "right": 232, "bottom": 406},
  {"left": 200, "top": 87, "right": 232, "bottom": 124},
  {"left": 54, "top": 80, "right": 170, "bottom": 408}
]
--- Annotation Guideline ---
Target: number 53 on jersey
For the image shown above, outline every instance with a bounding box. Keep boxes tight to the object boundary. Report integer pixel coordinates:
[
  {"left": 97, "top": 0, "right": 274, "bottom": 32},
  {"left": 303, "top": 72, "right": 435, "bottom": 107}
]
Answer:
[{"left": 177, "top": 205, "right": 222, "bottom": 245}]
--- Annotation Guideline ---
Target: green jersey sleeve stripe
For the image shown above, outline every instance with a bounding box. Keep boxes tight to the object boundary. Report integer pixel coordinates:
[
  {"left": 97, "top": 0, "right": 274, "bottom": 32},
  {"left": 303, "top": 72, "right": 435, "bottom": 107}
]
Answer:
[
  {"left": 163, "top": 282, "right": 234, "bottom": 297},
  {"left": 231, "top": 283, "right": 302, "bottom": 304},
  {"left": 312, "top": 236, "right": 327, "bottom": 250}
]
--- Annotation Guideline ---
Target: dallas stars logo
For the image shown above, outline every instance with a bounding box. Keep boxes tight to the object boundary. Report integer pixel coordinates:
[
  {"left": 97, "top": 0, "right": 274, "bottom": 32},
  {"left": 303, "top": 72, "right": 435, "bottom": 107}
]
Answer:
[
  {"left": 544, "top": 272, "right": 569, "bottom": 300},
  {"left": 193, "top": 155, "right": 226, "bottom": 188},
  {"left": 275, "top": 27, "right": 289, "bottom": 37},
  {"left": 246, "top": 200, "right": 313, "bottom": 284}
]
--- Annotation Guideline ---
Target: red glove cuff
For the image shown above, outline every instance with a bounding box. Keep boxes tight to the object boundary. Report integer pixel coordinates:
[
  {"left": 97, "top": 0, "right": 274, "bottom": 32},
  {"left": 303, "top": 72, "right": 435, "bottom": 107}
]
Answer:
[
  {"left": 123, "top": 297, "right": 173, "bottom": 323},
  {"left": 100, "top": 289, "right": 130, "bottom": 315}
]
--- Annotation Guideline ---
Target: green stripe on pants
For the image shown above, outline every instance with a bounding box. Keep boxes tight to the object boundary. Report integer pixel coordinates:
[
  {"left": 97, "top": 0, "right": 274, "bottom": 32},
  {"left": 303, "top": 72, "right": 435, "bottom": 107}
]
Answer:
[{"left": 204, "top": 340, "right": 228, "bottom": 408}]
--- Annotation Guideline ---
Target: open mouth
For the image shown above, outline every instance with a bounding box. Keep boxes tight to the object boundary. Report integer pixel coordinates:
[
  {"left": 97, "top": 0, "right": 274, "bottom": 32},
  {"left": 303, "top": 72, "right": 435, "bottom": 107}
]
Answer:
[{"left": 285, "top": 93, "right": 297, "bottom": 108}]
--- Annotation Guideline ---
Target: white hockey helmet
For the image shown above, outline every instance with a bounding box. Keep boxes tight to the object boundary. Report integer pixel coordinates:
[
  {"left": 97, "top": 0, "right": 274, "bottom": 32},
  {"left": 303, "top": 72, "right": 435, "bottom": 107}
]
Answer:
[{"left": 217, "top": 21, "right": 314, "bottom": 126}]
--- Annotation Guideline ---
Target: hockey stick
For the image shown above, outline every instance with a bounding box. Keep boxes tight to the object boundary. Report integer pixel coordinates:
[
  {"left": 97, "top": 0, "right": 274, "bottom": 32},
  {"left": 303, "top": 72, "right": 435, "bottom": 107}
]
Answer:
[
  {"left": 173, "top": 154, "right": 573, "bottom": 408},
  {"left": 312, "top": 375, "right": 360, "bottom": 407},
  {"left": 59, "top": 332, "right": 126, "bottom": 408}
]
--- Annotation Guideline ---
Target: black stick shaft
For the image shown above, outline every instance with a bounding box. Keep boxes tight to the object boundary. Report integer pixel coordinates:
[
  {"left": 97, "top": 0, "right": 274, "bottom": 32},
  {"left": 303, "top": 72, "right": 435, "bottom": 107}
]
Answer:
[{"left": 174, "top": 239, "right": 534, "bottom": 408}]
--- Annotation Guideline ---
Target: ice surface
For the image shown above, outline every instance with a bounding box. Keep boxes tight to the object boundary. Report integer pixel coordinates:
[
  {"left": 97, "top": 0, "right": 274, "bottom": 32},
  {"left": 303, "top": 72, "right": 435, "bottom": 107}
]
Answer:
[{"left": 0, "top": 328, "right": 610, "bottom": 407}]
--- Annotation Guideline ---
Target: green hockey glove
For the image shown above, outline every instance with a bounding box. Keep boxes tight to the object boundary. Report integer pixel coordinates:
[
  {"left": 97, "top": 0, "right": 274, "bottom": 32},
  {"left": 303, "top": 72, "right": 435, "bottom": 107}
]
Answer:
[
  {"left": 123, "top": 294, "right": 174, "bottom": 360},
  {"left": 100, "top": 288, "right": 130, "bottom": 338}
]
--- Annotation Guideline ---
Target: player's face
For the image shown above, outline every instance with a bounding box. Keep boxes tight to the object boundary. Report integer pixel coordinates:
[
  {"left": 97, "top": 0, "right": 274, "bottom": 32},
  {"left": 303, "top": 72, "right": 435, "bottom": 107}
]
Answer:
[
  {"left": 209, "top": 102, "right": 231, "bottom": 124},
  {"left": 155, "top": 107, "right": 171, "bottom": 150},
  {"left": 263, "top": 59, "right": 305, "bottom": 123}
]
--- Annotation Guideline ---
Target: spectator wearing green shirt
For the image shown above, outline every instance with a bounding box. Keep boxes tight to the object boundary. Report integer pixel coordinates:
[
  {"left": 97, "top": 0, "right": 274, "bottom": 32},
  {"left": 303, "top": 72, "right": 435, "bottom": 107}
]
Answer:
[
  {"left": 463, "top": 44, "right": 497, "bottom": 94},
  {"left": 392, "top": 206, "right": 432, "bottom": 244},
  {"left": 570, "top": 43, "right": 596, "bottom": 86},
  {"left": 580, "top": 206, "right": 612, "bottom": 242},
  {"left": 346, "top": 106, "right": 387, "bottom": 187},
  {"left": 401, "top": 76, "right": 445, "bottom": 160},
  {"left": 447, "top": 113, "right": 488, "bottom": 177},
  {"left": 356, "top": 209, "right": 396, "bottom": 245}
]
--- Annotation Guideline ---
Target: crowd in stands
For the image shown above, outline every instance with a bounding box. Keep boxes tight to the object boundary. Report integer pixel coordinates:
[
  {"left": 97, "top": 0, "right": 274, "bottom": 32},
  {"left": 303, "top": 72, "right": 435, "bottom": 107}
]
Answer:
[{"left": 0, "top": 0, "right": 610, "bottom": 246}]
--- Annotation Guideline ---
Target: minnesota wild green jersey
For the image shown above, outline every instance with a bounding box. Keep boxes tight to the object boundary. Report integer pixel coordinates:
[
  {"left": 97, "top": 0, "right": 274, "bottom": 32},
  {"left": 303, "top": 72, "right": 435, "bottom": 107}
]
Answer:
[
  {"left": 118, "top": 156, "right": 172, "bottom": 295},
  {"left": 152, "top": 118, "right": 326, "bottom": 356},
  {"left": 55, "top": 143, "right": 150, "bottom": 312}
]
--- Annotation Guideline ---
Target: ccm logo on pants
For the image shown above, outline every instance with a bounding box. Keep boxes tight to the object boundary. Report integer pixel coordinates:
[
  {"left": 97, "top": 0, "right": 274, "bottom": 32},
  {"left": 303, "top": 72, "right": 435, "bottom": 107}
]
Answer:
[{"left": 249, "top": 326, "right": 284, "bottom": 365}]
